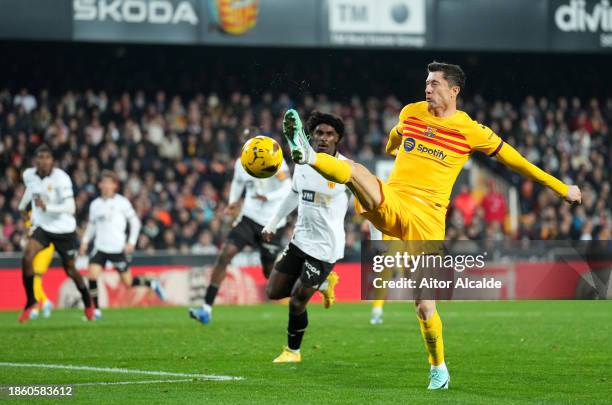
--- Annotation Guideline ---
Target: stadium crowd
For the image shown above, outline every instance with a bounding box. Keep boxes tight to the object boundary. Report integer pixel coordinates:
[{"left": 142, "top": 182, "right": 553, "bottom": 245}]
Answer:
[{"left": 0, "top": 86, "right": 610, "bottom": 255}]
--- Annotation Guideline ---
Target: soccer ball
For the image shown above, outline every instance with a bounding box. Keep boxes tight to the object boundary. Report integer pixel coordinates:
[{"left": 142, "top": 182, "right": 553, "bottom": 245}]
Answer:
[{"left": 240, "top": 136, "right": 283, "bottom": 178}]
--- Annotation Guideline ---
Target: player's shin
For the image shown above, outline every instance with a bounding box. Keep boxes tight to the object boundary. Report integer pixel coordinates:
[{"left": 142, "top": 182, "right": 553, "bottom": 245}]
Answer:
[
  {"left": 77, "top": 283, "right": 93, "bottom": 308},
  {"left": 22, "top": 273, "right": 36, "bottom": 308},
  {"left": 204, "top": 284, "right": 219, "bottom": 307},
  {"left": 21, "top": 256, "right": 37, "bottom": 307},
  {"left": 417, "top": 310, "right": 445, "bottom": 367},
  {"left": 287, "top": 309, "right": 308, "bottom": 351},
  {"left": 89, "top": 279, "right": 99, "bottom": 308},
  {"left": 70, "top": 272, "right": 93, "bottom": 308},
  {"left": 311, "top": 153, "right": 352, "bottom": 184},
  {"left": 33, "top": 274, "right": 48, "bottom": 303}
]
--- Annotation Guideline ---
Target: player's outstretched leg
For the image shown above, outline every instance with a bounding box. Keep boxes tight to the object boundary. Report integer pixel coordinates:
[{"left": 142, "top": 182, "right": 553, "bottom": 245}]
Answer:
[{"left": 416, "top": 300, "right": 450, "bottom": 389}]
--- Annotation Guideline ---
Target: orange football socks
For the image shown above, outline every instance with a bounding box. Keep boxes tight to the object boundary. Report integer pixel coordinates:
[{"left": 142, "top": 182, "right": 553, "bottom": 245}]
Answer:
[
  {"left": 418, "top": 310, "right": 445, "bottom": 366},
  {"left": 311, "top": 153, "right": 352, "bottom": 184}
]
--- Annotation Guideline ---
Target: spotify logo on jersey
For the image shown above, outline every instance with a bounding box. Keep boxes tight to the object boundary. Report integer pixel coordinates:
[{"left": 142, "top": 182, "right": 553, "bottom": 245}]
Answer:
[{"left": 404, "top": 137, "right": 416, "bottom": 152}]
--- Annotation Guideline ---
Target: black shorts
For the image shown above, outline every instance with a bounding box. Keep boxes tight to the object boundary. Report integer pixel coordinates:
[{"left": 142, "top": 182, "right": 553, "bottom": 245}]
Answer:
[
  {"left": 90, "top": 250, "right": 130, "bottom": 273},
  {"left": 275, "top": 243, "right": 335, "bottom": 288},
  {"left": 31, "top": 227, "right": 78, "bottom": 263},
  {"left": 227, "top": 216, "right": 283, "bottom": 266}
]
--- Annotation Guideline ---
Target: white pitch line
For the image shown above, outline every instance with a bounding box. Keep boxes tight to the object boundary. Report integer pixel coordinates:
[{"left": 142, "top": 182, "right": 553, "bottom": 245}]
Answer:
[
  {"left": 73, "top": 379, "right": 193, "bottom": 387},
  {"left": 0, "top": 362, "right": 243, "bottom": 381}
]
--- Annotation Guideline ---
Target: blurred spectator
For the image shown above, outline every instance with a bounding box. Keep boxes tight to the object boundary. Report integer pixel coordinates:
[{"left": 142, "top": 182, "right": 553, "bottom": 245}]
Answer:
[
  {"left": 452, "top": 185, "right": 478, "bottom": 226},
  {"left": 481, "top": 180, "right": 507, "bottom": 225},
  {"left": 13, "top": 88, "right": 37, "bottom": 114},
  {"left": 191, "top": 230, "right": 219, "bottom": 255},
  {"left": 0, "top": 82, "right": 609, "bottom": 254}
]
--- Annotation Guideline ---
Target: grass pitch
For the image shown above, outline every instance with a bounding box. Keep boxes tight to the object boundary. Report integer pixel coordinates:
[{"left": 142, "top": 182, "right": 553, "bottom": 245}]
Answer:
[{"left": 0, "top": 301, "right": 610, "bottom": 404}]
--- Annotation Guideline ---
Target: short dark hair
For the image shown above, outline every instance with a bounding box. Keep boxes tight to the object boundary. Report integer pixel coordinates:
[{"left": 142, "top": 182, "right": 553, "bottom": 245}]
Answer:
[
  {"left": 427, "top": 61, "right": 466, "bottom": 91},
  {"left": 34, "top": 144, "right": 53, "bottom": 158},
  {"left": 100, "top": 170, "right": 119, "bottom": 183},
  {"left": 306, "top": 111, "right": 345, "bottom": 140}
]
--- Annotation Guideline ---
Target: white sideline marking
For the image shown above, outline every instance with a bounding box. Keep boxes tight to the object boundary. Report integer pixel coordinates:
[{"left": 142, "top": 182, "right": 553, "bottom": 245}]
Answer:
[
  {"left": 73, "top": 379, "right": 193, "bottom": 386},
  {"left": 0, "top": 362, "right": 243, "bottom": 381}
]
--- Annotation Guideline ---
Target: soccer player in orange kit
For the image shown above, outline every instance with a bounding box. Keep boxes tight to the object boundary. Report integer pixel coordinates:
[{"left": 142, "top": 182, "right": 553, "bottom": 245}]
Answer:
[{"left": 281, "top": 61, "right": 582, "bottom": 389}]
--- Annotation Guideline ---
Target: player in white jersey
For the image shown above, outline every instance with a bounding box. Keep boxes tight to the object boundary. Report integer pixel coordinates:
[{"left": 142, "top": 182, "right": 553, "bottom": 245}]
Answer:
[
  {"left": 79, "top": 170, "right": 165, "bottom": 320},
  {"left": 261, "top": 112, "right": 349, "bottom": 363},
  {"left": 17, "top": 144, "right": 94, "bottom": 323},
  {"left": 189, "top": 127, "right": 292, "bottom": 324}
]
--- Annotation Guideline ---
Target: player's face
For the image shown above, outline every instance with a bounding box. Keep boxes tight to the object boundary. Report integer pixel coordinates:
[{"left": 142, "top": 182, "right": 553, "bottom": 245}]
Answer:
[
  {"left": 35, "top": 151, "right": 53, "bottom": 176},
  {"left": 99, "top": 177, "right": 117, "bottom": 197},
  {"left": 312, "top": 123, "right": 340, "bottom": 155},
  {"left": 425, "top": 71, "right": 458, "bottom": 110}
]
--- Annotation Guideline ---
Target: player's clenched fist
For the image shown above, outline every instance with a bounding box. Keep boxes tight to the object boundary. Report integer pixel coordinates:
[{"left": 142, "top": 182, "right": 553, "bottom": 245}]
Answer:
[{"left": 564, "top": 185, "right": 582, "bottom": 205}]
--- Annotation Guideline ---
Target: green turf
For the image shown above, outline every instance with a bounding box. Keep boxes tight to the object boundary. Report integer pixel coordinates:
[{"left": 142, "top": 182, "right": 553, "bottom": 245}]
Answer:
[{"left": 0, "top": 301, "right": 610, "bottom": 404}]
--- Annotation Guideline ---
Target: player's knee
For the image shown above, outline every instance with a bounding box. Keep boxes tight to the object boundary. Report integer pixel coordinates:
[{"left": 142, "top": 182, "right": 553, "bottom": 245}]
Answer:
[
  {"left": 350, "top": 162, "right": 375, "bottom": 182},
  {"left": 21, "top": 256, "right": 35, "bottom": 275},
  {"left": 23, "top": 245, "right": 39, "bottom": 263},
  {"left": 88, "top": 266, "right": 99, "bottom": 279},
  {"left": 415, "top": 300, "right": 436, "bottom": 319},
  {"left": 217, "top": 245, "right": 237, "bottom": 267},
  {"left": 289, "top": 295, "right": 307, "bottom": 314},
  {"left": 265, "top": 284, "right": 283, "bottom": 300},
  {"left": 65, "top": 267, "right": 77, "bottom": 278},
  {"left": 348, "top": 163, "right": 382, "bottom": 212},
  {"left": 23, "top": 251, "right": 34, "bottom": 264},
  {"left": 63, "top": 263, "right": 79, "bottom": 278}
]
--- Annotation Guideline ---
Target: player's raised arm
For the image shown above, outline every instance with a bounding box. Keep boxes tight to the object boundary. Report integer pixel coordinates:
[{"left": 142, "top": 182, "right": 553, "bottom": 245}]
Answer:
[
  {"left": 494, "top": 142, "right": 581, "bottom": 204},
  {"left": 385, "top": 126, "right": 402, "bottom": 156},
  {"left": 470, "top": 121, "right": 581, "bottom": 204},
  {"left": 385, "top": 105, "right": 412, "bottom": 156}
]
